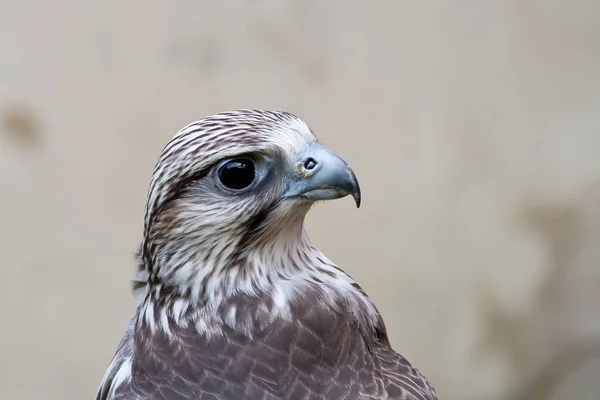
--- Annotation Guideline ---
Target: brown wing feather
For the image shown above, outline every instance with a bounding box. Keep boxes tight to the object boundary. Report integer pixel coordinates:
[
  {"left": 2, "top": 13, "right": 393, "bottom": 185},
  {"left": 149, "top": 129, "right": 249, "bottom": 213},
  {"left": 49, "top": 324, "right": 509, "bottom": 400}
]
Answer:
[
  {"left": 371, "top": 344, "right": 437, "bottom": 400},
  {"left": 114, "top": 292, "right": 437, "bottom": 400}
]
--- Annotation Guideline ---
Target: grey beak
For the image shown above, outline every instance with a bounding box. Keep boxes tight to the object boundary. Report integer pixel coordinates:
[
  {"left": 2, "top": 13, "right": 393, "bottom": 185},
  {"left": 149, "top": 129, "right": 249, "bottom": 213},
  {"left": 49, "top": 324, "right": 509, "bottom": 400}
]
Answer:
[{"left": 283, "top": 144, "right": 361, "bottom": 208}]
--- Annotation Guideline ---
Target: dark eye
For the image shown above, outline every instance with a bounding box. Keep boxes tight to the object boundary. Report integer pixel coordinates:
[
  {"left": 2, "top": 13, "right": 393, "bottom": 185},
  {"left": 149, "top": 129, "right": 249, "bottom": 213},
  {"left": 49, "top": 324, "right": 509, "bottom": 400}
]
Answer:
[{"left": 217, "top": 158, "right": 256, "bottom": 190}]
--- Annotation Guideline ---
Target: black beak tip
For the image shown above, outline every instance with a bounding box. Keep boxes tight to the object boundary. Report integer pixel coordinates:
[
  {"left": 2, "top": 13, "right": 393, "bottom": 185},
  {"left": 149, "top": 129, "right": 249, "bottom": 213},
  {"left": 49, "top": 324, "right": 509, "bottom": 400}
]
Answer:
[
  {"left": 353, "top": 189, "right": 361, "bottom": 208},
  {"left": 347, "top": 167, "right": 361, "bottom": 209}
]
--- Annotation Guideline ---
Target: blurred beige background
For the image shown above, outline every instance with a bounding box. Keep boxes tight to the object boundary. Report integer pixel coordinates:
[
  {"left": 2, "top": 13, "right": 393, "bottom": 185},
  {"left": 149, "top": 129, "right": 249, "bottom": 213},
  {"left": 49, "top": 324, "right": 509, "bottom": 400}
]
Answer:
[{"left": 1, "top": 1, "right": 600, "bottom": 399}]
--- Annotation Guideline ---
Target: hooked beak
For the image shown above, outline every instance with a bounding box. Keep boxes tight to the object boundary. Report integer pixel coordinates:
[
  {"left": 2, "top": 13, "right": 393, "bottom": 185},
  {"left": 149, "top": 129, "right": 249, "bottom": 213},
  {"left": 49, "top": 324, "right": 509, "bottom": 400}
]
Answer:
[{"left": 283, "top": 144, "right": 361, "bottom": 208}]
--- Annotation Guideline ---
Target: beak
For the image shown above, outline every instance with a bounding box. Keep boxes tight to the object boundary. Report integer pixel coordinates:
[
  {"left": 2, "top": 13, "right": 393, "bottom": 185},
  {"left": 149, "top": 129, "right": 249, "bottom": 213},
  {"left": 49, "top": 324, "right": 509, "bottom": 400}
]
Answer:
[{"left": 283, "top": 144, "right": 361, "bottom": 208}]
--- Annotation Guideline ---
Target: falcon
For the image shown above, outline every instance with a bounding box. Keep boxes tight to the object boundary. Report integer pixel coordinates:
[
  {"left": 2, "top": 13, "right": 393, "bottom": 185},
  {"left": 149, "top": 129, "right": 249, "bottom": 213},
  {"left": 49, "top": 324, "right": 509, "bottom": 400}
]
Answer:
[{"left": 96, "top": 109, "right": 437, "bottom": 400}]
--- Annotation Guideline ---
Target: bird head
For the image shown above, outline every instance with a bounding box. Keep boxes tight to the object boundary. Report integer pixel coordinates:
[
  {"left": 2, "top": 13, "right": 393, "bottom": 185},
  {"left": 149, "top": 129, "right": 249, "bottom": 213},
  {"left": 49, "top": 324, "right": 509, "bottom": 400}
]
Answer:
[{"left": 137, "top": 110, "right": 361, "bottom": 306}]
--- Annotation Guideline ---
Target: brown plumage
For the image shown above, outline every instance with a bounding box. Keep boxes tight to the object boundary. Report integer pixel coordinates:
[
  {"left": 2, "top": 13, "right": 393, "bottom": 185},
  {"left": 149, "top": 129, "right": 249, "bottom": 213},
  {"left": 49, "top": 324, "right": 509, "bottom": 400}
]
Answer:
[{"left": 97, "top": 110, "right": 438, "bottom": 400}]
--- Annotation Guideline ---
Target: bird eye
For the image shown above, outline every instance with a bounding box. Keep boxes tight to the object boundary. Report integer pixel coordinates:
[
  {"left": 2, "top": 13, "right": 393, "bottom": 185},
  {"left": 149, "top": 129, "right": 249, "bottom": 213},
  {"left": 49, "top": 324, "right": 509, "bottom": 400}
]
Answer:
[{"left": 217, "top": 158, "right": 256, "bottom": 190}]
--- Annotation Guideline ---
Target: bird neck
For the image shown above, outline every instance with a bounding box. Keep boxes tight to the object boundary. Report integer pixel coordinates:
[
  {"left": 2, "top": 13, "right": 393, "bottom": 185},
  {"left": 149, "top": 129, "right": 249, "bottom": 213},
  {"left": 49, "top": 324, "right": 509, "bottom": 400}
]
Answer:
[{"left": 136, "top": 226, "right": 381, "bottom": 338}]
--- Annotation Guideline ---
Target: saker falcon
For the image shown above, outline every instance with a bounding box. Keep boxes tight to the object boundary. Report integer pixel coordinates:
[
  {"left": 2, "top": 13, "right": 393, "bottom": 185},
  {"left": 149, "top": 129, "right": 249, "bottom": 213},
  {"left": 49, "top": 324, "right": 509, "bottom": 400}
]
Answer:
[{"left": 96, "top": 109, "right": 438, "bottom": 400}]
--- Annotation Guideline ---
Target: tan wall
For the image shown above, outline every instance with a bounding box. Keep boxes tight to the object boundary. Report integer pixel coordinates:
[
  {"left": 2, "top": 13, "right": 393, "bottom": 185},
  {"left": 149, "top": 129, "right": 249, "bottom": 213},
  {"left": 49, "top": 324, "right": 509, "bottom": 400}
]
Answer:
[{"left": 1, "top": 1, "right": 599, "bottom": 399}]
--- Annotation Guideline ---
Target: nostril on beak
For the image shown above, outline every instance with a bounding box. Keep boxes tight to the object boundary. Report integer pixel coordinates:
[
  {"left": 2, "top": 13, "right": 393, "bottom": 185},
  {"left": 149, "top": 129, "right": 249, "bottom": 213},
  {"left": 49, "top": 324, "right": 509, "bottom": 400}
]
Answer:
[{"left": 303, "top": 157, "right": 318, "bottom": 171}]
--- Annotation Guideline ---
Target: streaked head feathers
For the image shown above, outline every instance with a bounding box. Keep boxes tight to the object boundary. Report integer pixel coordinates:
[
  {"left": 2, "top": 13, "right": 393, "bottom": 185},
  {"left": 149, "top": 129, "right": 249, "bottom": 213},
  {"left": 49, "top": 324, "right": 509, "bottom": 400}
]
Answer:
[{"left": 135, "top": 109, "right": 361, "bottom": 311}]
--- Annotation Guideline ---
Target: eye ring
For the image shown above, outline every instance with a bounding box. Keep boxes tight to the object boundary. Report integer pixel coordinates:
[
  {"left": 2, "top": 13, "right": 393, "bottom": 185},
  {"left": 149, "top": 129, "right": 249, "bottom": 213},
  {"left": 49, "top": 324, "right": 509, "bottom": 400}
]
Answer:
[{"left": 217, "top": 158, "right": 256, "bottom": 190}]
